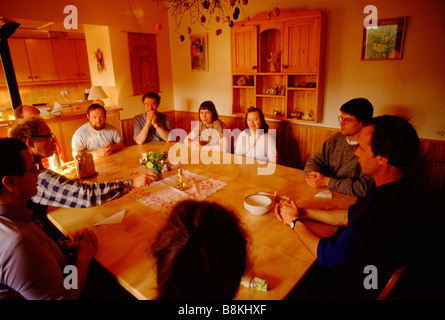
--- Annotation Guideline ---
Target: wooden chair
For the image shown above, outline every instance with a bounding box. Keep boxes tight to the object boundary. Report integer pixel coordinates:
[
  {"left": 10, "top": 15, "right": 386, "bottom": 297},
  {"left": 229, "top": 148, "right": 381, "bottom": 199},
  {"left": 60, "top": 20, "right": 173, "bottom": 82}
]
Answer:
[
  {"left": 121, "top": 118, "right": 136, "bottom": 147},
  {"left": 377, "top": 265, "right": 407, "bottom": 300}
]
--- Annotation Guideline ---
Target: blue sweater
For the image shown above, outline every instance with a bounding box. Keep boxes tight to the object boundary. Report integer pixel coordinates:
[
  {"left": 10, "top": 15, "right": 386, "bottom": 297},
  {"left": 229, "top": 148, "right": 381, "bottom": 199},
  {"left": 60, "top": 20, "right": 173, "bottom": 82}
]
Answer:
[{"left": 317, "top": 179, "right": 415, "bottom": 274}]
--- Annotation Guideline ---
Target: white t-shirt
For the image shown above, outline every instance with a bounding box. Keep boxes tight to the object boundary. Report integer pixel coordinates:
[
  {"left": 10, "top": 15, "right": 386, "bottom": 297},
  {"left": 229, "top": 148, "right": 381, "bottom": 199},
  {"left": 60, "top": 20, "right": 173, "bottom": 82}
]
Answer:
[
  {"left": 72, "top": 122, "right": 122, "bottom": 151},
  {"left": 234, "top": 129, "right": 277, "bottom": 162}
]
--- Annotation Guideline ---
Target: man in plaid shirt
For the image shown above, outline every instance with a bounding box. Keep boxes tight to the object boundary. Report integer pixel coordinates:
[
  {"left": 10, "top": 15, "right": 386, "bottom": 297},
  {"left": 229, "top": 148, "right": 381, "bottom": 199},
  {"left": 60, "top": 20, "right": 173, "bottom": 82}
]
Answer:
[{"left": 10, "top": 116, "right": 157, "bottom": 238}]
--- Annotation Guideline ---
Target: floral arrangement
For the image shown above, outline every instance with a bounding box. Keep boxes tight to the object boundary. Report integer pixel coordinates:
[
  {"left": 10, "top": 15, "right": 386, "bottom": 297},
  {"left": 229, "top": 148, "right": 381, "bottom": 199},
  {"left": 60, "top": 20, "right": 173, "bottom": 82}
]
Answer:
[{"left": 139, "top": 152, "right": 170, "bottom": 174}]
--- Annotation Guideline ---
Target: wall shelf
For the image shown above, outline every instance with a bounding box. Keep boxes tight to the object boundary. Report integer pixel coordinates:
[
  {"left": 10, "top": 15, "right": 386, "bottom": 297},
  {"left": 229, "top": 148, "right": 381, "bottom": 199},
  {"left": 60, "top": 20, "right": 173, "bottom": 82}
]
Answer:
[{"left": 231, "top": 9, "right": 325, "bottom": 123}]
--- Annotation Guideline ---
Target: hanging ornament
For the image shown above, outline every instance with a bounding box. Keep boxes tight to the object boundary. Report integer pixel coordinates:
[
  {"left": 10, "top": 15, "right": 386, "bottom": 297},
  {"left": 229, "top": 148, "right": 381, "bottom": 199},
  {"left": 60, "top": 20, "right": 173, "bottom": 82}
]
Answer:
[
  {"left": 233, "top": 7, "right": 240, "bottom": 20},
  {"left": 167, "top": 0, "right": 250, "bottom": 32},
  {"left": 155, "top": 22, "right": 162, "bottom": 31},
  {"left": 272, "top": 7, "right": 280, "bottom": 17}
]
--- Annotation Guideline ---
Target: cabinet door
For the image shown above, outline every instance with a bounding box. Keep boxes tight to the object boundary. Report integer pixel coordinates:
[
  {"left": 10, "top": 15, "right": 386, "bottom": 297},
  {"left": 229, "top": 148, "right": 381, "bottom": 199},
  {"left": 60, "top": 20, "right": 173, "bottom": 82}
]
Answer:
[
  {"left": 9, "top": 38, "right": 33, "bottom": 82},
  {"left": 283, "top": 18, "right": 320, "bottom": 73},
  {"left": 75, "top": 40, "right": 90, "bottom": 79},
  {"left": 52, "top": 39, "right": 80, "bottom": 80},
  {"left": 231, "top": 25, "right": 258, "bottom": 73},
  {"left": 25, "top": 39, "right": 57, "bottom": 81}
]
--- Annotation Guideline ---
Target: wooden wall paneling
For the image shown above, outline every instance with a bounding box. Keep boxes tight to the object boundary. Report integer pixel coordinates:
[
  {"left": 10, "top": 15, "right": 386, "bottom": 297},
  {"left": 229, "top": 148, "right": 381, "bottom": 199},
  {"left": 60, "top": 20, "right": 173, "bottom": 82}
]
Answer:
[
  {"left": 415, "top": 140, "right": 445, "bottom": 204},
  {"left": 287, "top": 123, "right": 308, "bottom": 169}
]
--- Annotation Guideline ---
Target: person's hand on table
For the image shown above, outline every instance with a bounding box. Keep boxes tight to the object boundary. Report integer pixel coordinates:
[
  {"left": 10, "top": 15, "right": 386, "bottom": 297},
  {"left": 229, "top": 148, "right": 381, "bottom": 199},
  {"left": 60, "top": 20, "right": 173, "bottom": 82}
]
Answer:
[
  {"left": 305, "top": 171, "right": 329, "bottom": 188},
  {"left": 63, "top": 229, "right": 98, "bottom": 261},
  {"left": 94, "top": 145, "right": 112, "bottom": 157},
  {"left": 275, "top": 199, "right": 300, "bottom": 226},
  {"left": 132, "top": 172, "right": 159, "bottom": 188}
]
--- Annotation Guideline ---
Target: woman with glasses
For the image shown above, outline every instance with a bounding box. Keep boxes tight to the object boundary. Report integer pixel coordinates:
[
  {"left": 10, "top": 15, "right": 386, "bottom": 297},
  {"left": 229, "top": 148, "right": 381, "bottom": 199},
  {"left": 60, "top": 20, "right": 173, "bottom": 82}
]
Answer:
[
  {"left": 9, "top": 116, "right": 158, "bottom": 240},
  {"left": 303, "top": 98, "right": 375, "bottom": 198}
]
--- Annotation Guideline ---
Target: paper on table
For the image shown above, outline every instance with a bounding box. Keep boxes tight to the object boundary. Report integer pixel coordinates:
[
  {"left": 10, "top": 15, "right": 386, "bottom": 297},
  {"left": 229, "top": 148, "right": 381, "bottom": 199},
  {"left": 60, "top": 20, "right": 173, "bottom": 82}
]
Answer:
[
  {"left": 94, "top": 209, "right": 126, "bottom": 226},
  {"left": 314, "top": 190, "right": 332, "bottom": 198}
]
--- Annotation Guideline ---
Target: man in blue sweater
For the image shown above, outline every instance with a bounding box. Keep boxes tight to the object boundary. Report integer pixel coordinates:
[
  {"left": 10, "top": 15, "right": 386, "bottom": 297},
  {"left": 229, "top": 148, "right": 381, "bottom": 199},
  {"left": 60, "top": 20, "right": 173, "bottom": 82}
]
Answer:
[{"left": 276, "top": 115, "right": 420, "bottom": 299}]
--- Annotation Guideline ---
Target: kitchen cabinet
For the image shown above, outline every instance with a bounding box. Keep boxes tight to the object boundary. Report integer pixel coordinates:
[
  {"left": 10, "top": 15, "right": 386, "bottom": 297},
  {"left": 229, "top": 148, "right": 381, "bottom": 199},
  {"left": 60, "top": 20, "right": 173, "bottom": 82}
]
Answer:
[
  {"left": 9, "top": 38, "right": 58, "bottom": 82},
  {"left": 51, "top": 39, "right": 90, "bottom": 80},
  {"left": 231, "top": 25, "right": 258, "bottom": 74},
  {"left": 74, "top": 40, "right": 90, "bottom": 79},
  {"left": 231, "top": 9, "right": 325, "bottom": 123}
]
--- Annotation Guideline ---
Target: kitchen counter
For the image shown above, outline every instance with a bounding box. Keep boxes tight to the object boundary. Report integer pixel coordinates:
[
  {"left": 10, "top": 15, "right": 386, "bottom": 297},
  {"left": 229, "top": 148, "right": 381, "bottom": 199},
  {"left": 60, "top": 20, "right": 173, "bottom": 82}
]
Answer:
[{"left": 0, "top": 105, "right": 123, "bottom": 163}]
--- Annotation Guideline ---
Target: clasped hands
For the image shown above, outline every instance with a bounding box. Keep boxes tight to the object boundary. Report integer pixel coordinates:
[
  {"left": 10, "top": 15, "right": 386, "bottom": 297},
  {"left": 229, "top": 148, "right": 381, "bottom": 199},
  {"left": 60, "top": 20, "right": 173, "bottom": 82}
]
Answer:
[
  {"left": 146, "top": 111, "right": 159, "bottom": 129},
  {"left": 61, "top": 229, "right": 98, "bottom": 259},
  {"left": 275, "top": 198, "right": 300, "bottom": 226},
  {"left": 305, "top": 171, "right": 329, "bottom": 188},
  {"left": 95, "top": 145, "right": 112, "bottom": 157}
]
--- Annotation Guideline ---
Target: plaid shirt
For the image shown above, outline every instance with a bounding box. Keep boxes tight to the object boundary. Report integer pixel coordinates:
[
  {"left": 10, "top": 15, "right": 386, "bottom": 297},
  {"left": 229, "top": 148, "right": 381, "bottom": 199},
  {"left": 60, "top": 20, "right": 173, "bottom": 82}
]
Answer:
[{"left": 31, "top": 169, "right": 132, "bottom": 208}]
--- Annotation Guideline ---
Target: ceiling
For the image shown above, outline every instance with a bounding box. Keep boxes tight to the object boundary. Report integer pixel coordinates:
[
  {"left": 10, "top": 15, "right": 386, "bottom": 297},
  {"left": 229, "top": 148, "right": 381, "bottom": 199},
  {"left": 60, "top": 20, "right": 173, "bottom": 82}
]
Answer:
[{"left": 0, "top": 17, "right": 84, "bottom": 39}]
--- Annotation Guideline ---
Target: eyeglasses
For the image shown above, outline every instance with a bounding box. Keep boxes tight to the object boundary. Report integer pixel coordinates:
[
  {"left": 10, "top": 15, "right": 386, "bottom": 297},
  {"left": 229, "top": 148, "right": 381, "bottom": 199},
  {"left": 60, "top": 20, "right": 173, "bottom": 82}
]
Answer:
[
  {"left": 33, "top": 133, "right": 55, "bottom": 140},
  {"left": 338, "top": 116, "right": 357, "bottom": 125},
  {"left": 24, "top": 163, "right": 41, "bottom": 176}
]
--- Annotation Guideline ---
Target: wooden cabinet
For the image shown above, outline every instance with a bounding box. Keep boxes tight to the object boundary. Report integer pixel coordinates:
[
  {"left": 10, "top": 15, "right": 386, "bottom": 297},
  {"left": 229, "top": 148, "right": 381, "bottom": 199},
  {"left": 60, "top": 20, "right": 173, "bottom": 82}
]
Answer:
[
  {"left": 8, "top": 37, "right": 90, "bottom": 84},
  {"left": 74, "top": 40, "right": 90, "bottom": 79},
  {"left": 9, "top": 38, "right": 58, "bottom": 82},
  {"left": 231, "top": 25, "right": 258, "bottom": 73},
  {"left": 231, "top": 9, "right": 325, "bottom": 123},
  {"left": 51, "top": 39, "right": 90, "bottom": 80},
  {"left": 283, "top": 17, "right": 320, "bottom": 73},
  {"left": 9, "top": 38, "right": 33, "bottom": 82}
]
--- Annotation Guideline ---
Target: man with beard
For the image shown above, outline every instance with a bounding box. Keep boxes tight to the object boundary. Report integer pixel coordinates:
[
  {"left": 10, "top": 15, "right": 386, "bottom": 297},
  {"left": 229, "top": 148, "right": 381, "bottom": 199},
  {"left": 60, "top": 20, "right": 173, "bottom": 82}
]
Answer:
[{"left": 72, "top": 103, "right": 124, "bottom": 157}]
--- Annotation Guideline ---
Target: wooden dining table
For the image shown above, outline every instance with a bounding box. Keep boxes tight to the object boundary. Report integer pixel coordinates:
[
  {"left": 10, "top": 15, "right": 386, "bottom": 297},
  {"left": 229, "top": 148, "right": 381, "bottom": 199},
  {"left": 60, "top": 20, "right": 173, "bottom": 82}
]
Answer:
[{"left": 47, "top": 141, "right": 356, "bottom": 300}]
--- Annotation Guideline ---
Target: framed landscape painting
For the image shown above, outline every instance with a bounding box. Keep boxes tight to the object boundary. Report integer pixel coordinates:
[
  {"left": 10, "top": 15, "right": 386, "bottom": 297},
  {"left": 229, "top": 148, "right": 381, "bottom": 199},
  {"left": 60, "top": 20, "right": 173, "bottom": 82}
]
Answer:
[{"left": 362, "top": 17, "right": 407, "bottom": 60}]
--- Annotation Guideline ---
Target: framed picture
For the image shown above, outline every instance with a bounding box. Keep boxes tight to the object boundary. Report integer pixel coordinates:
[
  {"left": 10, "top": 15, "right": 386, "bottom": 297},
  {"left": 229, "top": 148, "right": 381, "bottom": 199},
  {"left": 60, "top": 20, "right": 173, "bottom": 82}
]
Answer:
[
  {"left": 361, "top": 17, "right": 407, "bottom": 60},
  {"left": 190, "top": 33, "right": 208, "bottom": 71}
]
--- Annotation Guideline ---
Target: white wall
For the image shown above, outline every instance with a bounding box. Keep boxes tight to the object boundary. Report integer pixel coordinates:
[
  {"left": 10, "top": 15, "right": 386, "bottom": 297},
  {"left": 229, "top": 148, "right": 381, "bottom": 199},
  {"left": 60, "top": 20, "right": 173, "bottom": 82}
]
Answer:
[{"left": 168, "top": 0, "right": 445, "bottom": 141}]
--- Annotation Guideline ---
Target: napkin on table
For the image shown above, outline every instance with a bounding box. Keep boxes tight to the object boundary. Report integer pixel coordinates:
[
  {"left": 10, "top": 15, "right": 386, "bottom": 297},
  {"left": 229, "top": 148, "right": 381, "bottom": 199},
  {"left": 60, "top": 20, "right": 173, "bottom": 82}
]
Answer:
[{"left": 94, "top": 209, "right": 126, "bottom": 226}]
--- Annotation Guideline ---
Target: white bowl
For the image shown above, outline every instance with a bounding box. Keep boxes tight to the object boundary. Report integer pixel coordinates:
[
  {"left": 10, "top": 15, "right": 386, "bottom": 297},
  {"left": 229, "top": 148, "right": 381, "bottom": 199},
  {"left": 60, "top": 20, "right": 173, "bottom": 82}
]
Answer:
[{"left": 244, "top": 194, "right": 273, "bottom": 215}]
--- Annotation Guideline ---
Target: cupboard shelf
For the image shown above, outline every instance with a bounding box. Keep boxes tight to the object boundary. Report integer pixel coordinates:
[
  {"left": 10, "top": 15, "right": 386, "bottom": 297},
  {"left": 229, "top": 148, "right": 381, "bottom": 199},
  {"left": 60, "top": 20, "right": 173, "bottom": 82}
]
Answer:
[{"left": 231, "top": 9, "right": 325, "bottom": 123}]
